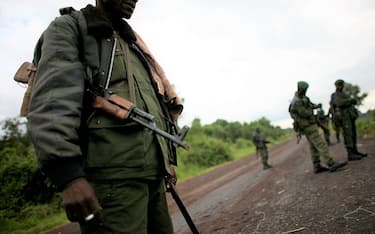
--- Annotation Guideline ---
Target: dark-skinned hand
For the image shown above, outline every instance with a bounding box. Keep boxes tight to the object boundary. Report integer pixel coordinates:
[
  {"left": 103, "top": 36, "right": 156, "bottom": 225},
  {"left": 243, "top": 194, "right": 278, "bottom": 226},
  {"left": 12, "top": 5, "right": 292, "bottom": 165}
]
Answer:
[{"left": 62, "top": 178, "right": 103, "bottom": 224}]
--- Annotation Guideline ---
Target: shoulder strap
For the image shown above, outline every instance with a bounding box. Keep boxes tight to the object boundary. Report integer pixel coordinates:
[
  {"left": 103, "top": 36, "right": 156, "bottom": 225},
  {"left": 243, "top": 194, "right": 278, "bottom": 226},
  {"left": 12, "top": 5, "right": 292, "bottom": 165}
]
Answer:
[{"left": 59, "top": 7, "right": 116, "bottom": 96}]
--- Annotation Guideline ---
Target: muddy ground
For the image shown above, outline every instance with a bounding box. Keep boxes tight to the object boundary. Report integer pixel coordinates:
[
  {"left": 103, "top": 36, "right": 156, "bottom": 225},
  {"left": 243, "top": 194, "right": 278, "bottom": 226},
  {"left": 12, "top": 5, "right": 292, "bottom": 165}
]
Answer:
[{"left": 46, "top": 137, "right": 375, "bottom": 234}]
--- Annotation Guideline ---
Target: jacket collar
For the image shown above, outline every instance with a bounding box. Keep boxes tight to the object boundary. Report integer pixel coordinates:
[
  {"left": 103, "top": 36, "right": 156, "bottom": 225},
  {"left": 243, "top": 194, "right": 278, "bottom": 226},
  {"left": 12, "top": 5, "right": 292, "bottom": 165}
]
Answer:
[{"left": 81, "top": 4, "right": 136, "bottom": 43}]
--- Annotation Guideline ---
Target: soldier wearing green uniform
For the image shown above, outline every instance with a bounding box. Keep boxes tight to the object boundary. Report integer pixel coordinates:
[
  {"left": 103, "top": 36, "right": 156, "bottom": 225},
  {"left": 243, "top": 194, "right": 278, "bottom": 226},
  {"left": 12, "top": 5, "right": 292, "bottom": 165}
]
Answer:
[
  {"left": 27, "top": 1, "right": 182, "bottom": 233},
  {"left": 330, "top": 79, "right": 367, "bottom": 161},
  {"left": 252, "top": 128, "right": 272, "bottom": 170},
  {"left": 289, "top": 81, "right": 347, "bottom": 174},
  {"left": 316, "top": 108, "right": 331, "bottom": 146}
]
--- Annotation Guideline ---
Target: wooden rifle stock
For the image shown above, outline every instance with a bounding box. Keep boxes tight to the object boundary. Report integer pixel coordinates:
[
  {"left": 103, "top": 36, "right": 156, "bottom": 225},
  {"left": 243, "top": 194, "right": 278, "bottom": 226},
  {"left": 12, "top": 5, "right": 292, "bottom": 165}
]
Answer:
[
  {"left": 92, "top": 94, "right": 134, "bottom": 120},
  {"left": 92, "top": 93, "right": 189, "bottom": 150}
]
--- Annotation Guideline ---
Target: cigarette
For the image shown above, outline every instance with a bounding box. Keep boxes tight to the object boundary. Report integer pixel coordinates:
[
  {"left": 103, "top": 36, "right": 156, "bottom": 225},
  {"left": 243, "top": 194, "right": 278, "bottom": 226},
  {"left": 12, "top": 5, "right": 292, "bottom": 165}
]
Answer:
[{"left": 85, "top": 214, "right": 95, "bottom": 221}]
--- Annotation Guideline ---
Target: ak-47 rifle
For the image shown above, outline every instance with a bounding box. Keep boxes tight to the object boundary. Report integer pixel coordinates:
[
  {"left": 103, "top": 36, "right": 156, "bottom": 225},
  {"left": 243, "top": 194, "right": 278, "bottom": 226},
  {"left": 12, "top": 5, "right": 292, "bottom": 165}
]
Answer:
[{"left": 91, "top": 89, "right": 189, "bottom": 150}]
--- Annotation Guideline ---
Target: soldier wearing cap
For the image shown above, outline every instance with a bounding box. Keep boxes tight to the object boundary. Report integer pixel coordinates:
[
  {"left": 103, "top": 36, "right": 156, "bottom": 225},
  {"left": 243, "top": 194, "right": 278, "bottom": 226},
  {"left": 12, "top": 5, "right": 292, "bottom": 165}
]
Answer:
[
  {"left": 330, "top": 79, "right": 367, "bottom": 160},
  {"left": 289, "top": 81, "right": 347, "bottom": 173}
]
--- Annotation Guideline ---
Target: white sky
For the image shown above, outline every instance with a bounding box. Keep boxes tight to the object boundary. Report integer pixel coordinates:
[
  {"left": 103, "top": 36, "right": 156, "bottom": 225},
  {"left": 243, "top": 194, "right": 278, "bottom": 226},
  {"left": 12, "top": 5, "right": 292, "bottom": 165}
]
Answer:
[{"left": 1, "top": 0, "right": 375, "bottom": 129}]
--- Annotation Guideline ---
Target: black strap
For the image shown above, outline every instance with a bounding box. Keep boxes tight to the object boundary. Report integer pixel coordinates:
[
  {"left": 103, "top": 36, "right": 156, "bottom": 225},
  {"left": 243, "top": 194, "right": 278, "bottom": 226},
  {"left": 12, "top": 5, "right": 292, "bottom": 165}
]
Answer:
[{"left": 93, "top": 38, "right": 116, "bottom": 93}]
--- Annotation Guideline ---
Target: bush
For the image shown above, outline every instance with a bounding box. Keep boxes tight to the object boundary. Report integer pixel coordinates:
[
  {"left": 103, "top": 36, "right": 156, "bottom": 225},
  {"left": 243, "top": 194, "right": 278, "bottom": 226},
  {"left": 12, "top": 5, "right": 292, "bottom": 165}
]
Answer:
[
  {"left": 181, "top": 134, "right": 233, "bottom": 167},
  {"left": 0, "top": 146, "right": 56, "bottom": 218},
  {"left": 357, "top": 111, "right": 375, "bottom": 139}
]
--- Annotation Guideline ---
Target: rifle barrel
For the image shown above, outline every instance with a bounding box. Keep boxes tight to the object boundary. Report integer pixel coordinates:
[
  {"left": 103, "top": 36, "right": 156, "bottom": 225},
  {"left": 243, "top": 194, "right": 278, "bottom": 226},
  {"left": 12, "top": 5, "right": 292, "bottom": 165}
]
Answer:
[{"left": 130, "top": 116, "right": 189, "bottom": 150}]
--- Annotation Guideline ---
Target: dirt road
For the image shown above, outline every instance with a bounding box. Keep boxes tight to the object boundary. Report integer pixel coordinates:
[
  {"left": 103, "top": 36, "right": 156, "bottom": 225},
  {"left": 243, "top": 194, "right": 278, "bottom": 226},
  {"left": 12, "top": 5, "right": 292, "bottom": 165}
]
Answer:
[
  {"left": 46, "top": 137, "right": 375, "bottom": 234},
  {"left": 171, "top": 137, "right": 375, "bottom": 234}
]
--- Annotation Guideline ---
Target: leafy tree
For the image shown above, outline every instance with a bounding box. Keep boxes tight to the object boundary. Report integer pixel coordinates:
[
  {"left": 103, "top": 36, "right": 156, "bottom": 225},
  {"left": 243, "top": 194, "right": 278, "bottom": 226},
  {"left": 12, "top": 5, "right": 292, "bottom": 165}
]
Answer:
[
  {"left": 343, "top": 82, "right": 368, "bottom": 106},
  {"left": 0, "top": 118, "right": 29, "bottom": 153}
]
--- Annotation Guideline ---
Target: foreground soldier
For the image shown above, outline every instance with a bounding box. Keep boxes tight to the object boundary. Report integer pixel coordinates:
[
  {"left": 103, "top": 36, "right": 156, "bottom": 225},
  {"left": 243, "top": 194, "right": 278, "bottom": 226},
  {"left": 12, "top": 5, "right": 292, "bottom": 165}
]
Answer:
[
  {"left": 330, "top": 79, "right": 367, "bottom": 160},
  {"left": 252, "top": 128, "right": 272, "bottom": 170},
  {"left": 289, "top": 81, "right": 347, "bottom": 174},
  {"left": 27, "top": 0, "right": 183, "bottom": 233}
]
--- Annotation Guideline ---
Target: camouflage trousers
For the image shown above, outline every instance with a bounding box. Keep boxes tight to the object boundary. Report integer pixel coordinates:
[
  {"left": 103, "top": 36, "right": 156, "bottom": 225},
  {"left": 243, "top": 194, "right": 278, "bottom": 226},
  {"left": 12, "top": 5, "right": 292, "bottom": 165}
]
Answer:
[
  {"left": 303, "top": 124, "right": 333, "bottom": 166},
  {"left": 80, "top": 178, "right": 173, "bottom": 234},
  {"left": 342, "top": 117, "right": 357, "bottom": 149},
  {"left": 258, "top": 148, "right": 269, "bottom": 166}
]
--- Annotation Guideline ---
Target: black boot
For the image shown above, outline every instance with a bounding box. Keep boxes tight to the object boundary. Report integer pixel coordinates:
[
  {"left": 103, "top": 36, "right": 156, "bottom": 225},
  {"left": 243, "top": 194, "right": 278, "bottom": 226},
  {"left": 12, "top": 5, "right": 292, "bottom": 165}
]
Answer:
[
  {"left": 347, "top": 148, "right": 362, "bottom": 161},
  {"left": 354, "top": 147, "right": 368, "bottom": 157},
  {"left": 313, "top": 163, "right": 329, "bottom": 174},
  {"left": 327, "top": 160, "right": 347, "bottom": 172},
  {"left": 263, "top": 164, "right": 272, "bottom": 170}
]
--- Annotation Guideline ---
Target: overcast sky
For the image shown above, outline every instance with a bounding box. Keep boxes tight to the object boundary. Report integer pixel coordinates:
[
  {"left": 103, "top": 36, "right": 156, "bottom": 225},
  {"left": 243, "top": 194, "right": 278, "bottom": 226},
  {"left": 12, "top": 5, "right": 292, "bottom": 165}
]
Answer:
[{"left": 1, "top": 0, "right": 374, "bottom": 128}]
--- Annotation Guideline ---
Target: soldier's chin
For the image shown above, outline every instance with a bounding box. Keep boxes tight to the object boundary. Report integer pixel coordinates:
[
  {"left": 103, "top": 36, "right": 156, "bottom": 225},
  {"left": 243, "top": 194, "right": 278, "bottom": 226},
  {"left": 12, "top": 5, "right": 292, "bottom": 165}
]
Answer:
[{"left": 122, "top": 10, "right": 134, "bottom": 19}]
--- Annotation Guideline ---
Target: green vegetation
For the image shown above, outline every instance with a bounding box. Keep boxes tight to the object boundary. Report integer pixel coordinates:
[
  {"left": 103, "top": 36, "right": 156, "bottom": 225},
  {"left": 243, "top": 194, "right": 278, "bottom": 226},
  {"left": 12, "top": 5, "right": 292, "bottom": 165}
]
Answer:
[
  {"left": 176, "top": 117, "right": 292, "bottom": 180},
  {"left": 357, "top": 109, "right": 375, "bottom": 139}
]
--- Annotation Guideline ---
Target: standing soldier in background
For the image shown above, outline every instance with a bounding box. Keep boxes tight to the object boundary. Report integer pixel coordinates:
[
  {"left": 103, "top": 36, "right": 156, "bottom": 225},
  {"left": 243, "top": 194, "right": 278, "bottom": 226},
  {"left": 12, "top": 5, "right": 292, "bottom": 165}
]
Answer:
[
  {"left": 252, "top": 128, "right": 272, "bottom": 170},
  {"left": 316, "top": 108, "right": 331, "bottom": 146},
  {"left": 330, "top": 79, "right": 367, "bottom": 161},
  {"left": 289, "top": 81, "right": 347, "bottom": 174}
]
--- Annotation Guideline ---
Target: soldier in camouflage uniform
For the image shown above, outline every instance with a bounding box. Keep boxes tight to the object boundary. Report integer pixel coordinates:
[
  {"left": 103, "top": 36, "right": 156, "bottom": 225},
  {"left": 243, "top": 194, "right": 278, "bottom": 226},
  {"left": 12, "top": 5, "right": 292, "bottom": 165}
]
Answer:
[
  {"left": 252, "top": 128, "right": 272, "bottom": 170},
  {"left": 27, "top": 0, "right": 182, "bottom": 233},
  {"left": 316, "top": 108, "right": 331, "bottom": 146},
  {"left": 289, "top": 81, "right": 347, "bottom": 174},
  {"left": 330, "top": 79, "right": 367, "bottom": 161}
]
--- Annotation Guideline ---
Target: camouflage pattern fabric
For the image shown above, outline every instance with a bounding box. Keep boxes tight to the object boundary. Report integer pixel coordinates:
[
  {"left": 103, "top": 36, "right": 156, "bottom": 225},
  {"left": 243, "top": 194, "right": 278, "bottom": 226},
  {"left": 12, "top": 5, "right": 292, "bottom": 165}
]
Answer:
[
  {"left": 304, "top": 125, "right": 334, "bottom": 166},
  {"left": 331, "top": 90, "right": 358, "bottom": 149}
]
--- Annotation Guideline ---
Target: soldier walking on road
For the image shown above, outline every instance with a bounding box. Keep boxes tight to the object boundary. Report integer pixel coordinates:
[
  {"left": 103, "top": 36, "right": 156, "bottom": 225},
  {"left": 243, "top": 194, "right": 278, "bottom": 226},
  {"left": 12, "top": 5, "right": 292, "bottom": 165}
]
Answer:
[
  {"left": 252, "top": 128, "right": 272, "bottom": 170},
  {"left": 330, "top": 79, "right": 367, "bottom": 161},
  {"left": 289, "top": 81, "right": 347, "bottom": 174},
  {"left": 27, "top": 0, "right": 183, "bottom": 233}
]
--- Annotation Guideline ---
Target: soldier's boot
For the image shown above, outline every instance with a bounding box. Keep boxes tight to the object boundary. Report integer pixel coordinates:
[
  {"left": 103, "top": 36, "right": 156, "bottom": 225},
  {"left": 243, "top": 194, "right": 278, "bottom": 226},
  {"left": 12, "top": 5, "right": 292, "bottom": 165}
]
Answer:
[
  {"left": 347, "top": 147, "right": 362, "bottom": 161},
  {"left": 313, "top": 162, "right": 329, "bottom": 174},
  {"left": 263, "top": 163, "right": 272, "bottom": 170},
  {"left": 327, "top": 160, "right": 347, "bottom": 172},
  {"left": 354, "top": 146, "right": 368, "bottom": 157}
]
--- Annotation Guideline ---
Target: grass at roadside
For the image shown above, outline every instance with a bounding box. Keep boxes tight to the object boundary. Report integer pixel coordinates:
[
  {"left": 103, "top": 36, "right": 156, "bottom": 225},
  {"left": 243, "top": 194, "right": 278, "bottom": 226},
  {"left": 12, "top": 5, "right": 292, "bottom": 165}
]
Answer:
[{"left": 0, "top": 206, "right": 68, "bottom": 234}]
